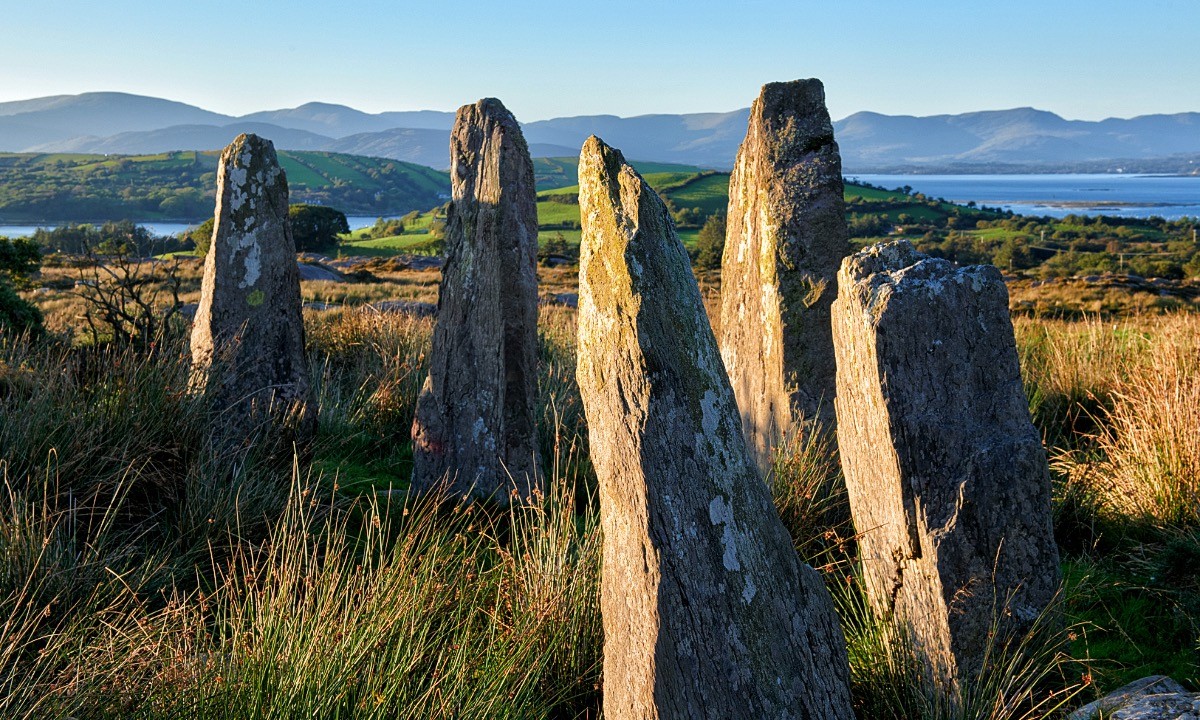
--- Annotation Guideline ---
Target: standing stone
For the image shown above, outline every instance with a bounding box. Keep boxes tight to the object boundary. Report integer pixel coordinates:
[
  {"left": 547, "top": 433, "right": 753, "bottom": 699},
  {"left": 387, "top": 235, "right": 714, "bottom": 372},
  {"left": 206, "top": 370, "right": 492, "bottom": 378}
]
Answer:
[
  {"left": 832, "top": 240, "right": 1060, "bottom": 688},
  {"left": 189, "top": 133, "right": 315, "bottom": 445},
  {"left": 718, "top": 79, "right": 850, "bottom": 470},
  {"left": 577, "top": 136, "right": 853, "bottom": 720},
  {"left": 410, "top": 98, "right": 540, "bottom": 502}
]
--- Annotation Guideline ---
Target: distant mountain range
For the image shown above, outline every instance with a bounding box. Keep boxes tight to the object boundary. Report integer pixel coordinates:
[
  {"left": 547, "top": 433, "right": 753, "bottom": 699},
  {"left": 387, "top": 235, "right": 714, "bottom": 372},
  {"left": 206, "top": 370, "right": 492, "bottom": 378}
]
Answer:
[{"left": 2, "top": 92, "right": 1198, "bottom": 174}]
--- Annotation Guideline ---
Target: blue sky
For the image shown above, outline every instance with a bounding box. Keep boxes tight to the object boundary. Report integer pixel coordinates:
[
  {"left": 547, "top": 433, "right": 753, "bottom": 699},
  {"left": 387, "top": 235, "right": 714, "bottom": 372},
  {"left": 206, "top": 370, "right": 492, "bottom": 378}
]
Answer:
[{"left": 2, "top": 0, "right": 1197, "bottom": 121}]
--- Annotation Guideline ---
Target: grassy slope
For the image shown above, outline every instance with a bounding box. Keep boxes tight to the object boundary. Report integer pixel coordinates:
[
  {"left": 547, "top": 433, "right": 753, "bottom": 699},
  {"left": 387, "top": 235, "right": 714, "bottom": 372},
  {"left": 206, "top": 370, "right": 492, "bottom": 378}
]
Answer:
[
  {"left": 347, "top": 170, "right": 973, "bottom": 254},
  {"left": 0, "top": 150, "right": 451, "bottom": 222},
  {"left": 4, "top": 300, "right": 1197, "bottom": 715},
  {"left": 532, "top": 156, "right": 707, "bottom": 191}
]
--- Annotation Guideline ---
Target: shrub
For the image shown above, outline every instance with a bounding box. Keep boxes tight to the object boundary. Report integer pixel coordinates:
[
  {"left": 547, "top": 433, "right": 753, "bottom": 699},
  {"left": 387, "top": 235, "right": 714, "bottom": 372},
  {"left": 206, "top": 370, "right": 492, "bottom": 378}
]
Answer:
[
  {"left": 693, "top": 213, "right": 726, "bottom": 270},
  {"left": 289, "top": 204, "right": 350, "bottom": 253}
]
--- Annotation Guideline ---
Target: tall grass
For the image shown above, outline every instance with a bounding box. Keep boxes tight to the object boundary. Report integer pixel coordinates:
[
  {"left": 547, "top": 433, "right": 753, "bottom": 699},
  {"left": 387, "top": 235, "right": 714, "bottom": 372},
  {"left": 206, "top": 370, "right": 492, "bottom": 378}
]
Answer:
[
  {"left": 1090, "top": 325, "right": 1200, "bottom": 527},
  {"left": 1016, "top": 313, "right": 1200, "bottom": 691},
  {"left": 0, "top": 309, "right": 603, "bottom": 717},
  {"left": 836, "top": 577, "right": 1084, "bottom": 720},
  {"left": 769, "top": 424, "right": 854, "bottom": 569},
  {"left": 3, "top": 305, "right": 1197, "bottom": 716},
  {"left": 1014, "top": 316, "right": 1148, "bottom": 449},
  {"left": 145, "top": 476, "right": 600, "bottom": 718}
]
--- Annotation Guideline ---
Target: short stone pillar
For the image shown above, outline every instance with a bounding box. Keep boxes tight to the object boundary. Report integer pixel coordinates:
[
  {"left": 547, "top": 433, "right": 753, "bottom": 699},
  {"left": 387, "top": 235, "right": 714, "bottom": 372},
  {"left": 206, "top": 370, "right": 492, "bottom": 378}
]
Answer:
[
  {"left": 832, "top": 239, "right": 1060, "bottom": 687},
  {"left": 189, "top": 133, "right": 315, "bottom": 446}
]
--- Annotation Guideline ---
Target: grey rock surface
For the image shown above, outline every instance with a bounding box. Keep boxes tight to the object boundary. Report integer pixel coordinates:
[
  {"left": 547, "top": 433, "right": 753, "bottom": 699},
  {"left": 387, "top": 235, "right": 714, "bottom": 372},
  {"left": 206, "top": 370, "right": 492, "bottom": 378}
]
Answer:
[
  {"left": 832, "top": 240, "right": 1060, "bottom": 687},
  {"left": 718, "top": 79, "right": 850, "bottom": 469},
  {"left": 1111, "top": 694, "right": 1200, "bottom": 720},
  {"left": 1070, "top": 676, "right": 1190, "bottom": 720},
  {"left": 576, "top": 135, "right": 853, "bottom": 720},
  {"left": 295, "top": 261, "right": 345, "bottom": 282},
  {"left": 541, "top": 292, "right": 578, "bottom": 308},
  {"left": 410, "top": 98, "right": 541, "bottom": 502},
  {"left": 189, "top": 133, "right": 315, "bottom": 445}
]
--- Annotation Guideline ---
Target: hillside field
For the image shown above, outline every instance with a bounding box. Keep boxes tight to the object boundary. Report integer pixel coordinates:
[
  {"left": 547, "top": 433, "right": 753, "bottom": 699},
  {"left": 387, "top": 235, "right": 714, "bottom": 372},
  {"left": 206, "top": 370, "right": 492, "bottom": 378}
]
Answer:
[
  {"left": 0, "top": 150, "right": 448, "bottom": 222},
  {"left": 3, "top": 151, "right": 1198, "bottom": 289}
]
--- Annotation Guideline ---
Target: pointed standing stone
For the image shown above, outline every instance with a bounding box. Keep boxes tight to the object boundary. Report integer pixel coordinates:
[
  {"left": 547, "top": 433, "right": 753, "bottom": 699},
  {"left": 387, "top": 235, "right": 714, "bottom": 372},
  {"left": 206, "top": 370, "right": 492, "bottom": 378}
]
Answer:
[
  {"left": 189, "top": 133, "right": 315, "bottom": 445},
  {"left": 718, "top": 79, "right": 850, "bottom": 469},
  {"left": 576, "top": 136, "right": 853, "bottom": 720},
  {"left": 410, "top": 98, "right": 541, "bottom": 502},
  {"left": 832, "top": 240, "right": 1060, "bottom": 688}
]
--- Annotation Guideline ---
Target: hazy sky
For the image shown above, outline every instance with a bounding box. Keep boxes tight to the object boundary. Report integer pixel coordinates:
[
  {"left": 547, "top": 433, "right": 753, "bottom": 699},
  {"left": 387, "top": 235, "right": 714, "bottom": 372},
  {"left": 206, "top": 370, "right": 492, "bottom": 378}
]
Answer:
[{"left": 2, "top": 0, "right": 1197, "bottom": 121}]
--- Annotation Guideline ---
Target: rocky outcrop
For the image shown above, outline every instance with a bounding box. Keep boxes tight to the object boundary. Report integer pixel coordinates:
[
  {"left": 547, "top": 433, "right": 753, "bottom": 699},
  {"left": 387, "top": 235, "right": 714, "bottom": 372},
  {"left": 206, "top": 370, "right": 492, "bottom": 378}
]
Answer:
[
  {"left": 718, "top": 79, "right": 850, "bottom": 469},
  {"left": 576, "top": 135, "right": 853, "bottom": 720},
  {"left": 832, "top": 240, "right": 1060, "bottom": 688},
  {"left": 1109, "top": 693, "right": 1200, "bottom": 719},
  {"left": 410, "top": 98, "right": 540, "bottom": 503},
  {"left": 189, "top": 133, "right": 315, "bottom": 445},
  {"left": 1070, "top": 676, "right": 1190, "bottom": 720}
]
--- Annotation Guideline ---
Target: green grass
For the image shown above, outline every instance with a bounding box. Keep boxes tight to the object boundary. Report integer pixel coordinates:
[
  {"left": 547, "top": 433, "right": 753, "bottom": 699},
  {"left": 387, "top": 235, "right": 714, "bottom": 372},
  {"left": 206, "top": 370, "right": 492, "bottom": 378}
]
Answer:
[
  {"left": 969, "top": 226, "right": 1030, "bottom": 242},
  {"left": 344, "top": 235, "right": 433, "bottom": 250},
  {"left": 535, "top": 200, "right": 580, "bottom": 227},
  {"left": 676, "top": 229, "right": 700, "bottom": 248},
  {"left": 845, "top": 184, "right": 909, "bottom": 202},
  {"left": 342, "top": 235, "right": 441, "bottom": 256},
  {"left": 276, "top": 156, "right": 331, "bottom": 188},
  {"left": 533, "top": 156, "right": 706, "bottom": 191},
  {"left": 660, "top": 173, "right": 730, "bottom": 216},
  {"left": 538, "top": 229, "right": 582, "bottom": 246},
  {"left": 1065, "top": 558, "right": 1200, "bottom": 689},
  {"left": 342, "top": 173, "right": 926, "bottom": 258},
  {"left": 6, "top": 294, "right": 1200, "bottom": 716},
  {"left": 0, "top": 150, "right": 451, "bottom": 222}
]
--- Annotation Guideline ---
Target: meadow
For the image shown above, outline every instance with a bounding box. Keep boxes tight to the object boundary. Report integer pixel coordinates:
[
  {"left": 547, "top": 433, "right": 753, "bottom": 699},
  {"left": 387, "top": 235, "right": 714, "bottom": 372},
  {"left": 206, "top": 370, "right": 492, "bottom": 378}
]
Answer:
[
  {"left": 0, "top": 151, "right": 447, "bottom": 221},
  {"left": 1, "top": 253, "right": 1197, "bottom": 717}
]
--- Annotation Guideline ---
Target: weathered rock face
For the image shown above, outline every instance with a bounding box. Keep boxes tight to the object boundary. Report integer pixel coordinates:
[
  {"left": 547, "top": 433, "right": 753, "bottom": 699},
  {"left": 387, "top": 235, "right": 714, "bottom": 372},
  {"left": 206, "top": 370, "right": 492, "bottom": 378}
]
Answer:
[
  {"left": 1109, "top": 693, "right": 1200, "bottom": 720},
  {"left": 832, "top": 240, "right": 1060, "bottom": 687},
  {"left": 410, "top": 98, "right": 540, "bottom": 502},
  {"left": 1069, "top": 676, "right": 1190, "bottom": 720},
  {"left": 576, "top": 135, "right": 853, "bottom": 720},
  {"left": 189, "top": 133, "right": 315, "bottom": 444},
  {"left": 718, "top": 79, "right": 850, "bottom": 469}
]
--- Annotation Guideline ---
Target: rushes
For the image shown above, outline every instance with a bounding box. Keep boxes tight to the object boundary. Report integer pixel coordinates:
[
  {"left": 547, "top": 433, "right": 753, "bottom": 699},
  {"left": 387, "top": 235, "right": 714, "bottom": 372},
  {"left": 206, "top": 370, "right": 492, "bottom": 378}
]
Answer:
[
  {"left": 837, "top": 577, "right": 1084, "bottom": 720},
  {"left": 1091, "top": 327, "right": 1200, "bottom": 527},
  {"left": 166, "top": 479, "right": 599, "bottom": 718},
  {"left": 2, "top": 305, "right": 1197, "bottom": 716},
  {"left": 0, "top": 312, "right": 602, "bottom": 717},
  {"left": 769, "top": 423, "right": 854, "bottom": 568}
]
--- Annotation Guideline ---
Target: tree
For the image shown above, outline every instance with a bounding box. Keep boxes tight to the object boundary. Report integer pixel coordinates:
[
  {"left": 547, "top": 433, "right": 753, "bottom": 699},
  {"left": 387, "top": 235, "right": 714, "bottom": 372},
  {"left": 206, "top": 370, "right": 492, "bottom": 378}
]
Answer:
[
  {"left": 993, "top": 238, "right": 1034, "bottom": 271},
  {"left": 694, "top": 213, "right": 726, "bottom": 270},
  {"left": 185, "top": 218, "right": 216, "bottom": 256},
  {"left": 0, "top": 237, "right": 43, "bottom": 337},
  {"left": 288, "top": 204, "right": 349, "bottom": 253},
  {"left": 74, "top": 246, "right": 184, "bottom": 349}
]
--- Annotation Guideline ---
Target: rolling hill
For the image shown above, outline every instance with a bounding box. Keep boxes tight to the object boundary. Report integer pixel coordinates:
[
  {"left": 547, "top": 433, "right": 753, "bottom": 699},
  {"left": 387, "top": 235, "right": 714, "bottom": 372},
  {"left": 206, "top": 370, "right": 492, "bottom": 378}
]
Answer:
[
  {"left": 0, "top": 150, "right": 450, "bottom": 222},
  {"left": 834, "top": 108, "right": 1200, "bottom": 171},
  {"left": 2, "top": 92, "right": 1198, "bottom": 173}
]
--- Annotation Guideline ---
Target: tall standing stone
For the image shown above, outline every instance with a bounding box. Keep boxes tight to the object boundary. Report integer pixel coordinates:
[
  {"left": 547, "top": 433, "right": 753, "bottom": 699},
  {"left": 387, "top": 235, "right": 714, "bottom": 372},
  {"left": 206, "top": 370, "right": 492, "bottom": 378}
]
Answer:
[
  {"left": 576, "top": 136, "right": 853, "bottom": 720},
  {"left": 190, "top": 133, "right": 315, "bottom": 445},
  {"left": 410, "top": 98, "right": 540, "bottom": 502},
  {"left": 718, "top": 79, "right": 850, "bottom": 469},
  {"left": 832, "top": 240, "right": 1060, "bottom": 688}
]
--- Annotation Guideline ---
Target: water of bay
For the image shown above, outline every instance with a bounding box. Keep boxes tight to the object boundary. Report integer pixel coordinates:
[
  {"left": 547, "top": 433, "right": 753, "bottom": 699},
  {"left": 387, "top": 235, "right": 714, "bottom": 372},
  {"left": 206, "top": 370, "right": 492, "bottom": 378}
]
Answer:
[
  {"left": 3, "top": 176, "right": 1199, "bottom": 238},
  {"left": 0, "top": 215, "right": 390, "bottom": 239},
  {"left": 851, "top": 173, "right": 1200, "bottom": 220}
]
